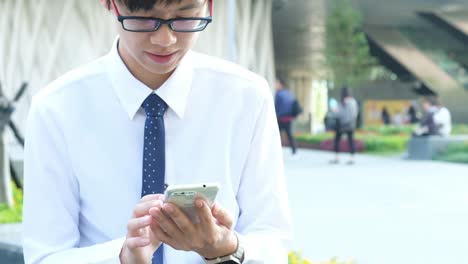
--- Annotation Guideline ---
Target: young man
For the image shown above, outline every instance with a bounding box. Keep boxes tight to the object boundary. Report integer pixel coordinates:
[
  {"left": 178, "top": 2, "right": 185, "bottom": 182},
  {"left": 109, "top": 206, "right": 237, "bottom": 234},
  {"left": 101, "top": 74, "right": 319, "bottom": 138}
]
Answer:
[{"left": 22, "top": 0, "right": 292, "bottom": 263}]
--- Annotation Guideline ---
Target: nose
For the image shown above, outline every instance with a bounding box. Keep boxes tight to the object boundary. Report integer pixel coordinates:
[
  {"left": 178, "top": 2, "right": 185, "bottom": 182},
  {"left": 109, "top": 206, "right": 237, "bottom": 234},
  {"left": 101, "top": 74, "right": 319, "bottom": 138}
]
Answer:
[{"left": 150, "top": 24, "right": 177, "bottom": 48}]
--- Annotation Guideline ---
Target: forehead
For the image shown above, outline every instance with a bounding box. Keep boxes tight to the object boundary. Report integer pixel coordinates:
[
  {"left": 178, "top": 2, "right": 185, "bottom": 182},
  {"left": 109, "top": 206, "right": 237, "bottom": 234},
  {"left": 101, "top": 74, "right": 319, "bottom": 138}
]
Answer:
[{"left": 120, "top": 0, "right": 205, "bottom": 12}]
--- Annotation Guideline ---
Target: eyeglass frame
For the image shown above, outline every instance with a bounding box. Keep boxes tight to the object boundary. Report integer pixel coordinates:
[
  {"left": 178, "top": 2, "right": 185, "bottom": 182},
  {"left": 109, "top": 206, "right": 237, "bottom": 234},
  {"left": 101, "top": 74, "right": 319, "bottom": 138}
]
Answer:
[
  {"left": 110, "top": 0, "right": 214, "bottom": 33},
  {"left": 117, "top": 16, "right": 212, "bottom": 32}
]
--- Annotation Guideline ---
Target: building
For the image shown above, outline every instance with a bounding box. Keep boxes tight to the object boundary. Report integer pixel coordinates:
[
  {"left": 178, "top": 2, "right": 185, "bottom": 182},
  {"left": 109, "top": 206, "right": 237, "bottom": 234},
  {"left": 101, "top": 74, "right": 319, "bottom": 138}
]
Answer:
[{"left": 356, "top": 0, "right": 468, "bottom": 123}]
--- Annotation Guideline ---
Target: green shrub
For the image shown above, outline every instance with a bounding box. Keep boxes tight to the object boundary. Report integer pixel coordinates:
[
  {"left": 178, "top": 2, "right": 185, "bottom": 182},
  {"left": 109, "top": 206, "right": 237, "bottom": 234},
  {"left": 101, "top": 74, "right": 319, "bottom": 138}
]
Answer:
[
  {"left": 288, "top": 251, "right": 356, "bottom": 264},
  {"left": 357, "top": 135, "right": 409, "bottom": 154},
  {"left": 452, "top": 124, "right": 468, "bottom": 135},
  {"left": 289, "top": 251, "right": 311, "bottom": 264},
  {"left": 295, "top": 133, "right": 334, "bottom": 145},
  {"left": 0, "top": 182, "right": 23, "bottom": 223},
  {"left": 360, "top": 125, "right": 414, "bottom": 136},
  {"left": 434, "top": 142, "right": 468, "bottom": 164},
  {"left": 295, "top": 131, "right": 409, "bottom": 155}
]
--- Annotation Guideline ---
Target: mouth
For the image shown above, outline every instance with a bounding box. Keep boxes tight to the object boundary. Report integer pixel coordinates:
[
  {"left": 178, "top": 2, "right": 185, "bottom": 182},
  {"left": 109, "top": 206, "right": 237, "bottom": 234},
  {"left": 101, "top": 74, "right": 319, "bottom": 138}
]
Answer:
[{"left": 145, "top": 51, "right": 177, "bottom": 64}]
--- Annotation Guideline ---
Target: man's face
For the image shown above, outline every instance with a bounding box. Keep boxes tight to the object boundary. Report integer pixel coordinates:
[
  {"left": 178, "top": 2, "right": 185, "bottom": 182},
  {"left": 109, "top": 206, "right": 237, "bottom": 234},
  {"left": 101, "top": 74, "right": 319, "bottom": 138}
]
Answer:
[
  {"left": 422, "top": 101, "right": 431, "bottom": 112},
  {"left": 115, "top": 0, "right": 208, "bottom": 79},
  {"left": 275, "top": 80, "right": 282, "bottom": 91}
]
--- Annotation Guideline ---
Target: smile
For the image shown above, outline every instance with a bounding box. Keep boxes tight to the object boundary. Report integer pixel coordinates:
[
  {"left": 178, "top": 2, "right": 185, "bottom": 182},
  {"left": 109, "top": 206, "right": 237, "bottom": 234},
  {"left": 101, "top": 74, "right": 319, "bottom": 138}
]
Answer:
[{"left": 145, "top": 51, "right": 177, "bottom": 64}]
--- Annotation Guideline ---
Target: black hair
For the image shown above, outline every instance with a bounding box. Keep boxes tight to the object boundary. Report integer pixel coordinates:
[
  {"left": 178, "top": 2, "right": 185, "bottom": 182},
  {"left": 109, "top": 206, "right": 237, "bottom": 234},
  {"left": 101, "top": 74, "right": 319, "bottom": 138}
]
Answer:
[
  {"left": 340, "top": 86, "right": 351, "bottom": 103},
  {"left": 106, "top": 0, "right": 185, "bottom": 12},
  {"left": 276, "top": 75, "right": 287, "bottom": 88},
  {"left": 423, "top": 96, "right": 439, "bottom": 106}
]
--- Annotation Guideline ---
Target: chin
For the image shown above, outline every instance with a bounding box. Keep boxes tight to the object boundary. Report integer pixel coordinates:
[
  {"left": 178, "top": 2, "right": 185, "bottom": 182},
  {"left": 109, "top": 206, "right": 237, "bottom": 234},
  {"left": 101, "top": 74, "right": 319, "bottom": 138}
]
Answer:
[{"left": 146, "top": 63, "right": 177, "bottom": 75}]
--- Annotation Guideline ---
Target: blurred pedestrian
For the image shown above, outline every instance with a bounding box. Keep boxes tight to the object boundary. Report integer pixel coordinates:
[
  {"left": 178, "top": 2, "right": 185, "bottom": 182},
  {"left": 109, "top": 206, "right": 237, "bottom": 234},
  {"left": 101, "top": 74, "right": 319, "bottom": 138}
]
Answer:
[
  {"left": 324, "top": 98, "right": 338, "bottom": 131},
  {"left": 433, "top": 96, "right": 452, "bottom": 136},
  {"left": 275, "top": 77, "right": 299, "bottom": 155},
  {"left": 407, "top": 103, "right": 419, "bottom": 124},
  {"left": 381, "top": 106, "right": 391, "bottom": 125},
  {"left": 331, "top": 86, "right": 358, "bottom": 165},
  {"left": 413, "top": 96, "right": 438, "bottom": 136}
]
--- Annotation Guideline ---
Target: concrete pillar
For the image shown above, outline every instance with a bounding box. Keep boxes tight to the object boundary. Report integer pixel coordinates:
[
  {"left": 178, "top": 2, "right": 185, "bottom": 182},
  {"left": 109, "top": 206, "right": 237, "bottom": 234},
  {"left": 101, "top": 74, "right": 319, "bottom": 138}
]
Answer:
[
  {"left": 0, "top": 135, "right": 13, "bottom": 207},
  {"left": 274, "top": 0, "right": 327, "bottom": 134}
]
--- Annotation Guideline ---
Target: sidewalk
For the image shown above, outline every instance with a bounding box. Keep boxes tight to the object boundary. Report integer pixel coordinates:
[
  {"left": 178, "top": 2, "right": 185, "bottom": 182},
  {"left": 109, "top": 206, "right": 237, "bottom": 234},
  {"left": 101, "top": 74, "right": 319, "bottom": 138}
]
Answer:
[
  {"left": 284, "top": 148, "right": 468, "bottom": 264},
  {"left": 2, "top": 149, "right": 468, "bottom": 264}
]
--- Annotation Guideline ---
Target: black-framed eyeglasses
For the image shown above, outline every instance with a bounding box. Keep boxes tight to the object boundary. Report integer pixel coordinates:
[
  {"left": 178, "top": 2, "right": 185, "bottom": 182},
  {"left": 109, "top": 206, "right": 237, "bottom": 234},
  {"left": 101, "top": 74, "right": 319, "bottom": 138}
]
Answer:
[
  {"left": 110, "top": 0, "right": 213, "bottom": 33},
  {"left": 117, "top": 16, "right": 212, "bottom": 32}
]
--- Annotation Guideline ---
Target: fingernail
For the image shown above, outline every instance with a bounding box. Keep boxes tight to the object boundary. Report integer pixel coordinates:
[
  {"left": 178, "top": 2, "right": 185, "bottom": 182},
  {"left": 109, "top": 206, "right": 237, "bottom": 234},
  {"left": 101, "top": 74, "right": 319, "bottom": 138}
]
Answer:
[{"left": 196, "top": 200, "right": 203, "bottom": 208}]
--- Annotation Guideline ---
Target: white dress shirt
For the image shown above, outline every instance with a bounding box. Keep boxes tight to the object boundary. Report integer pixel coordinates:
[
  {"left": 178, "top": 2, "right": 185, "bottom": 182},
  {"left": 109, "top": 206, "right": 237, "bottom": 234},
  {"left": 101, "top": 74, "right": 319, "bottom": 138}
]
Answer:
[
  {"left": 433, "top": 106, "right": 452, "bottom": 136},
  {"left": 23, "top": 38, "right": 292, "bottom": 264}
]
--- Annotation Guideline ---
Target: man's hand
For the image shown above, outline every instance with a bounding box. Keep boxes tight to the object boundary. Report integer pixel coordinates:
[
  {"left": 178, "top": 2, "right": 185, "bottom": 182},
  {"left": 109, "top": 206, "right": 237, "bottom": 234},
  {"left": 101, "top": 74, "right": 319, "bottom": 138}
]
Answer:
[
  {"left": 149, "top": 199, "right": 238, "bottom": 259},
  {"left": 120, "top": 194, "right": 165, "bottom": 264}
]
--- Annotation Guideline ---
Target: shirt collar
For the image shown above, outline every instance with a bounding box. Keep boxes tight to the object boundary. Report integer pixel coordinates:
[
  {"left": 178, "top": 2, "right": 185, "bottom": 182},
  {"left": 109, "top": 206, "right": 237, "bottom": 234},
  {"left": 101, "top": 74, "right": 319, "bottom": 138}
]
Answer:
[{"left": 105, "top": 37, "right": 193, "bottom": 120}]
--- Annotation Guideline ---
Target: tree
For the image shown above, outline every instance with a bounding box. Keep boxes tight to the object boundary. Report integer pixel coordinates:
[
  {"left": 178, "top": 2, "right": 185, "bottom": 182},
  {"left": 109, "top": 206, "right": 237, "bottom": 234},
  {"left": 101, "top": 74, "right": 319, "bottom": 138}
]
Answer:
[{"left": 326, "top": 0, "right": 375, "bottom": 88}]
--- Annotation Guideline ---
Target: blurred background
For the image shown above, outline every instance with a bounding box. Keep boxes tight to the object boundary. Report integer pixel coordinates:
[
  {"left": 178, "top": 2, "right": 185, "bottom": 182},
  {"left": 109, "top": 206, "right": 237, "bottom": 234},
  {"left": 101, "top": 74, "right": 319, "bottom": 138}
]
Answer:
[{"left": 1, "top": 0, "right": 468, "bottom": 263}]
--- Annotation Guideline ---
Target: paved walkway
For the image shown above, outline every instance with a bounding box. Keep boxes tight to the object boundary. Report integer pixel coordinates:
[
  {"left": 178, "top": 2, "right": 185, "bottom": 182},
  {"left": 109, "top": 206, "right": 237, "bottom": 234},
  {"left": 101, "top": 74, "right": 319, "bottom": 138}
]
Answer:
[
  {"left": 2, "top": 149, "right": 468, "bottom": 264},
  {"left": 284, "top": 148, "right": 468, "bottom": 264}
]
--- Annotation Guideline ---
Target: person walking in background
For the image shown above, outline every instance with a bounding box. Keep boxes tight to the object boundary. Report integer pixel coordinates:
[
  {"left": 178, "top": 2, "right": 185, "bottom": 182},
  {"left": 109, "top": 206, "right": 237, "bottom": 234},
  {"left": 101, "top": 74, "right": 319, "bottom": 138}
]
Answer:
[
  {"left": 381, "top": 106, "right": 391, "bottom": 126},
  {"left": 324, "top": 98, "right": 339, "bottom": 131},
  {"left": 330, "top": 86, "right": 358, "bottom": 165},
  {"left": 275, "top": 77, "right": 299, "bottom": 155},
  {"left": 407, "top": 102, "right": 420, "bottom": 124}
]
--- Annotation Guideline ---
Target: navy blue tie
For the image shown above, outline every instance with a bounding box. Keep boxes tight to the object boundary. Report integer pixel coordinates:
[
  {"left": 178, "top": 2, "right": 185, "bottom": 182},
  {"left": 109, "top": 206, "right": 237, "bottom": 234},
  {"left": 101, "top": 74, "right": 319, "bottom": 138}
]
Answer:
[{"left": 141, "top": 94, "right": 167, "bottom": 264}]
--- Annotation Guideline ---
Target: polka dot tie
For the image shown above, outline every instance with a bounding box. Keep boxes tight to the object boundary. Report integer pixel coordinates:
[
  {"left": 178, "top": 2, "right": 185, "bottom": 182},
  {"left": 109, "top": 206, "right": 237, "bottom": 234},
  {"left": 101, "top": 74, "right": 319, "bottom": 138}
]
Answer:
[{"left": 141, "top": 94, "right": 167, "bottom": 264}]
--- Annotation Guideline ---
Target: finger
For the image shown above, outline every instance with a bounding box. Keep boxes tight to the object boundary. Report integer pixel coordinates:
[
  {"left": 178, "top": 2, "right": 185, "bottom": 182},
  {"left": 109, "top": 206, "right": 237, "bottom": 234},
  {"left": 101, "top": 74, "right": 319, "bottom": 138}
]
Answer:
[
  {"left": 211, "top": 202, "right": 233, "bottom": 228},
  {"left": 140, "top": 194, "right": 165, "bottom": 203},
  {"left": 125, "top": 237, "right": 151, "bottom": 250},
  {"left": 133, "top": 199, "right": 163, "bottom": 217},
  {"left": 150, "top": 207, "right": 184, "bottom": 239},
  {"left": 152, "top": 222, "right": 179, "bottom": 249},
  {"left": 195, "top": 199, "right": 215, "bottom": 227},
  {"left": 127, "top": 215, "right": 152, "bottom": 237},
  {"left": 161, "top": 203, "right": 195, "bottom": 234}
]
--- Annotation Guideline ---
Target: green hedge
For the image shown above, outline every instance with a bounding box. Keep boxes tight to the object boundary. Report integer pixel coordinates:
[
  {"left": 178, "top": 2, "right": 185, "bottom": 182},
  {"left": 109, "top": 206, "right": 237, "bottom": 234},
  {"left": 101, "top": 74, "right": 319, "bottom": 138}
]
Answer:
[
  {"left": 452, "top": 124, "right": 468, "bottom": 135},
  {"left": 0, "top": 182, "right": 23, "bottom": 223},
  {"left": 289, "top": 251, "right": 355, "bottom": 264},
  {"left": 362, "top": 125, "right": 414, "bottom": 136},
  {"left": 357, "top": 135, "right": 409, "bottom": 154},
  {"left": 295, "top": 131, "right": 409, "bottom": 155},
  {"left": 434, "top": 142, "right": 468, "bottom": 164},
  {"left": 295, "top": 133, "right": 334, "bottom": 145}
]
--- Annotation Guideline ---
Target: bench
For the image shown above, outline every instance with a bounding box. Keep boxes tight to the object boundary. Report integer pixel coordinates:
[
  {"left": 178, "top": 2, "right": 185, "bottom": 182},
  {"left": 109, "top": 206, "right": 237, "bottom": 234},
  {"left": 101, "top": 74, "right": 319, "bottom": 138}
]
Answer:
[
  {"left": 0, "top": 243, "right": 23, "bottom": 264},
  {"left": 407, "top": 135, "right": 468, "bottom": 160}
]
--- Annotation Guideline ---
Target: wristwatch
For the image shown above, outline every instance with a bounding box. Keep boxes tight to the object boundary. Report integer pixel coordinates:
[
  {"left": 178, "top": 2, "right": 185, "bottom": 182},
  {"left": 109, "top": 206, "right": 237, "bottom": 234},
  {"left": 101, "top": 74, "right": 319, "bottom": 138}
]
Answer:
[{"left": 205, "top": 233, "right": 244, "bottom": 264}]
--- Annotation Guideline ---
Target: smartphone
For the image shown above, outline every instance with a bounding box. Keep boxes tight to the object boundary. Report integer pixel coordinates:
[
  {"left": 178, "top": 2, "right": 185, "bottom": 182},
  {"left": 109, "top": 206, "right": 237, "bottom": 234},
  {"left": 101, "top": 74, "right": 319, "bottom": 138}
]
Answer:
[{"left": 164, "top": 183, "right": 220, "bottom": 223}]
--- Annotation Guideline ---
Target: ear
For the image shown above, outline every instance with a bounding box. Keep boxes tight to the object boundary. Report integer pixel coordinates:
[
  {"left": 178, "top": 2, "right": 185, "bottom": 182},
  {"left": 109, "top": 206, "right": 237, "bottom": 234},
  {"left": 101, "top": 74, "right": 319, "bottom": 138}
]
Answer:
[{"left": 100, "top": 0, "right": 108, "bottom": 9}]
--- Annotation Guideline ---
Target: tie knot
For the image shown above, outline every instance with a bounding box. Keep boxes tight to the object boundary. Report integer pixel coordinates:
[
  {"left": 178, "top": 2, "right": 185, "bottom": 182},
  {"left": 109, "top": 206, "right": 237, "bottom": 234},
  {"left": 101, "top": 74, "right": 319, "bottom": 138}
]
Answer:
[{"left": 142, "top": 94, "right": 168, "bottom": 117}]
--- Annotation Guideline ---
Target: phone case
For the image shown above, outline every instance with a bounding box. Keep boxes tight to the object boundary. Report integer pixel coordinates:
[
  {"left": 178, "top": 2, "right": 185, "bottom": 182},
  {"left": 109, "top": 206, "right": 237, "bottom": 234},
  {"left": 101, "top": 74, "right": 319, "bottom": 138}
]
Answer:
[{"left": 164, "top": 183, "right": 220, "bottom": 222}]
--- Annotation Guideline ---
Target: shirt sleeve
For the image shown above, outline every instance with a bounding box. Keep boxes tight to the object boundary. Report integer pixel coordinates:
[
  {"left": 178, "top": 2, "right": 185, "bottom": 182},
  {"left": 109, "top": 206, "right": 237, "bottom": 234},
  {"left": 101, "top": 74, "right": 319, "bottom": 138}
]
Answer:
[
  {"left": 22, "top": 100, "right": 125, "bottom": 264},
  {"left": 235, "top": 80, "right": 294, "bottom": 264}
]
